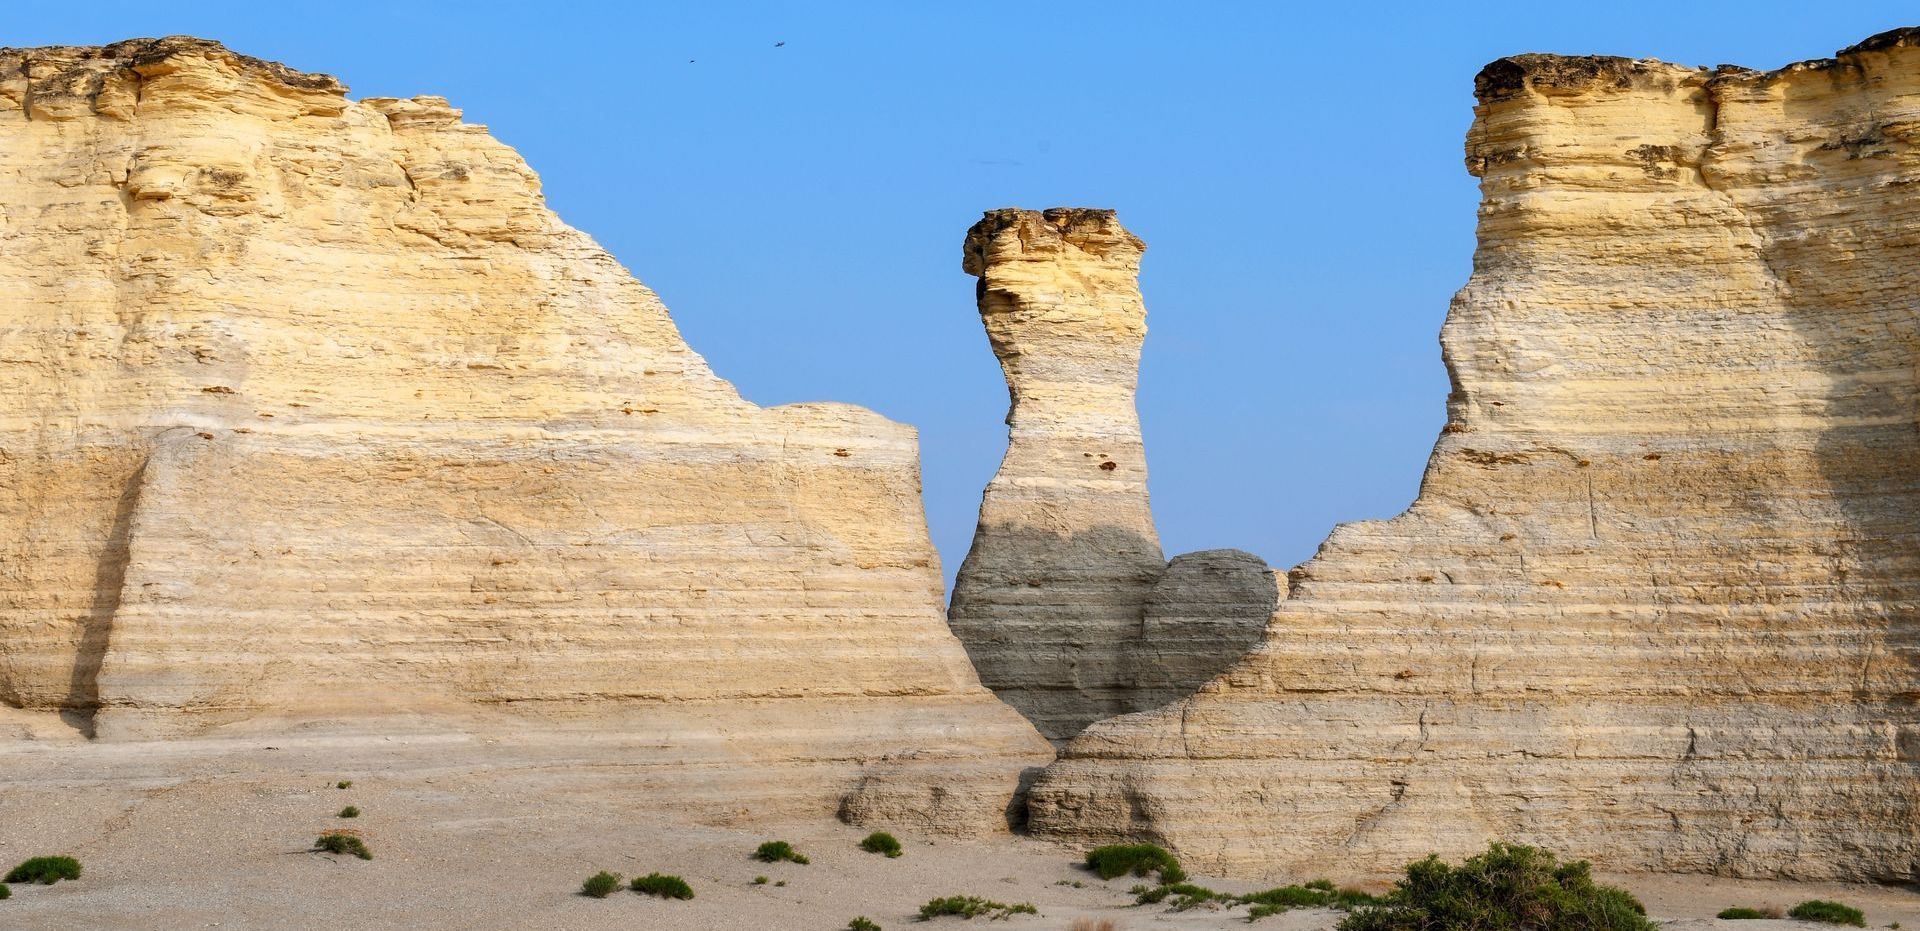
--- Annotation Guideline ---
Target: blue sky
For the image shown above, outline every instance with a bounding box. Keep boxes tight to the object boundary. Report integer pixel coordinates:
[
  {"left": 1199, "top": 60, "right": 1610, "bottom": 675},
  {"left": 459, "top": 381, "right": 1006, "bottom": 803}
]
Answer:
[{"left": 14, "top": 2, "right": 1914, "bottom": 586}]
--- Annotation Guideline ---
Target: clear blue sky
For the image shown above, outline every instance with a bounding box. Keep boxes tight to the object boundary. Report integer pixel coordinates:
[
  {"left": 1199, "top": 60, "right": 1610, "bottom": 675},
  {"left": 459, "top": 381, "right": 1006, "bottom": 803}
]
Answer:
[{"left": 14, "top": 2, "right": 1914, "bottom": 588}]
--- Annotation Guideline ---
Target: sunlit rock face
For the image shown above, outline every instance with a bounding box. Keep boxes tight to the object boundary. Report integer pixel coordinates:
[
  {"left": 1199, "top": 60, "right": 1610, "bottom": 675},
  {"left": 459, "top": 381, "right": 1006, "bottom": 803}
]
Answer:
[
  {"left": 0, "top": 37, "right": 1050, "bottom": 833},
  {"left": 948, "top": 208, "right": 1274, "bottom": 744},
  {"left": 1028, "top": 28, "right": 1920, "bottom": 881}
]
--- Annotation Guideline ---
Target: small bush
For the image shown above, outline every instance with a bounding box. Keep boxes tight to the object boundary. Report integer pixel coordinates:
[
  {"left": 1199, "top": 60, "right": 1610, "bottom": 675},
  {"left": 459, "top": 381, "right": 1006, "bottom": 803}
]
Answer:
[
  {"left": 754, "top": 840, "right": 809, "bottom": 864},
  {"left": 1139, "top": 882, "right": 1224, "bottom": 910},
  {"left": 753, "top": 875, "right": 769, "bottom": 885},
  {"left": 0, "top": 883, "right": 10, "bottom": 899},
  {"left": 1791, "top": 901, "right": 1867, "bottom": 927},
  {"left": 1719, "top": 907, "right": 1768, "bottom": 920},
  {"left": 1239, "top": 881, "right": 1381, "bottom": 918},
  {"left": 776, "top": 880, "right": 787, "bottom": 887},
  {"left": 313, "top": 832, "right": 372, "bottom": 861},
  {"left": 849, "top": 918, "right": 882, "bottom": 931},
  {"left": 581, "top": 871, "right": 621, "bottom": 898},
  {"left": 1085, "top": 843, "right": 1185, "bottom": 883},
  {"left": 632, "top": 873, "right": 694, "bottom": 900},
  {"left": 336, "top": 780, "right": 352, "bottom": 789},
  {"left": 917, "top": 895, "right": 1038, "bottom": 919},
  {"left": 338, "top": 805, "right": 360, "bottom": 818},
  {"left": 860, "top": 831, "right": 904, "bottom": 858},
  {"left": 1337, "top": 842, "right": 1652, "bottom": 931},
  {"left": 4, "top": 856, "right": 81, "bottom": 885},
  {"left": 1129, "top": 876, "right": 1378, "bottom": 919}
]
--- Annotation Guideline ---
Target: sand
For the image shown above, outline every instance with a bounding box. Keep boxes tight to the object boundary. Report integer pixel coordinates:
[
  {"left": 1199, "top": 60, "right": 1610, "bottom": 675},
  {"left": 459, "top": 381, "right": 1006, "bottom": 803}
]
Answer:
[{"left": 2, "top": 734, "right": 1916, "bottom": 930}]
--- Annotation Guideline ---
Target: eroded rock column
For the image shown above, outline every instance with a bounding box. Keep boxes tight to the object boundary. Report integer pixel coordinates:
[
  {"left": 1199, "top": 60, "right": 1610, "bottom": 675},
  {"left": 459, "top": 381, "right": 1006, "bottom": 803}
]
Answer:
[
  {"left": 947, "top": 208, "right": 1165, "bottom": 742},
  {"left": 949, "top": 208, "right": 1274, "bottom": 744}
]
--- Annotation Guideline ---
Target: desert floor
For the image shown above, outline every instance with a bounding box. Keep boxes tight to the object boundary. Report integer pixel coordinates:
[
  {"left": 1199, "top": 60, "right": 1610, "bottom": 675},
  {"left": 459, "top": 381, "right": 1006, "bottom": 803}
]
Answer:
[{"left": 2, "top": 732, "right": 1916, "bottom": 931}]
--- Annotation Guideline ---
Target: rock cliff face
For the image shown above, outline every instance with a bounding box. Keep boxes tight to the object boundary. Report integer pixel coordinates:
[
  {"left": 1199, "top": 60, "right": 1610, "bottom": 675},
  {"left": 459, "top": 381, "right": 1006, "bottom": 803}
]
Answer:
[
  {"left": 1030, "top": 28, "right": 1920, "bottom": 880},
  {"left": 948, "top": 208, "right": 1274, "bottom": 743},
  {"left": 0, "top": 37, "right": 1050, "bottom": 831}
]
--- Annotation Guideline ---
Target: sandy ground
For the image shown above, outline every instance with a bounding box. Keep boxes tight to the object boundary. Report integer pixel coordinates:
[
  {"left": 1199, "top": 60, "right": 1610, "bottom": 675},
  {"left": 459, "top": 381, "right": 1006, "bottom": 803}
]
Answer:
[{"left": 2, "top": 737, "right": 1916, "bottom": 930}]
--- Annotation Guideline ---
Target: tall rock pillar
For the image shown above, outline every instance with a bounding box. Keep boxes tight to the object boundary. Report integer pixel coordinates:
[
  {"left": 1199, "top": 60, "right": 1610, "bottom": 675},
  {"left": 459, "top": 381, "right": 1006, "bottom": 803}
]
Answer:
[{"left": 948, "top": 208, "right": 1167, "bottom": 742}]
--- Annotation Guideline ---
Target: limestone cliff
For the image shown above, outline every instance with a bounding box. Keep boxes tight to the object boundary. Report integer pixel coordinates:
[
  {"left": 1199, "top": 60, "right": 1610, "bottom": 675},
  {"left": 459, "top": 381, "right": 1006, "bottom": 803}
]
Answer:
[
  {"left": 948, "top": 208, "right": 1274, "bottom": 743},
  {"left": 0, "top": 37, "right": 1050, "bottom": 831},
  {"left": 1029, "top": 27, "right": 1920, "bottom": 880}
]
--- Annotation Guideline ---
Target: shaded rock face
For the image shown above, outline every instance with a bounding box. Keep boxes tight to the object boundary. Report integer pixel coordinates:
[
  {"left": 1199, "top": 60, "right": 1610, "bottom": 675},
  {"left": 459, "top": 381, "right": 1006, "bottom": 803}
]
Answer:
[
  {"left": 0, "top": 37, "right": 1051, "bottom": 832},
  {"left": 1029, "top": 28, "right": 1920, "bottom": 881},
  {"left": 948, "top": 208, "right": 1276, "bottom": 743}
]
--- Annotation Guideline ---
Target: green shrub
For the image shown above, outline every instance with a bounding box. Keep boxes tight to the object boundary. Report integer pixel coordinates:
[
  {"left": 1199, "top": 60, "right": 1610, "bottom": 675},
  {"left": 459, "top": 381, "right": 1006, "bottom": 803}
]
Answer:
[
  {"left": 1129, "top": 877, "right": 1379, "bottom": 919},
  {"left": 776, "top": 880, "right": 787, "bottom": 887},
  {"left": 4, "top": 856, "right": 81, "bottom": 885},
  {"left": 1085, "top": 843, "right": 1185, "bottom": 883},
  {"left": 581, "top": 871, "right": 621, "bottom": 898},
  {"left": 631, "top": 873, "right": 694, "bottom": 900},
  {"left": 338, "top": 805, "right": 360, "bottom": 818},
  {"left": 1138, "top": 882, "right": 1223, "bottom": 910},
  {"left": 313, "top": 832, "right": 372, "bottom": 861},
  {"left": 1718, "top": 907, "right": 1768, "bottom": 920},
  {"left": 1791, "top": 901, "right": 1866, "bottom": 927},
  {"left": 0, "top": 883, "right": 10, "bottom": 899},
  {"left": 754, "top": 840, "right": 809, "bottom": 864},
  {"left": 1239, "top": 881, "right": 1381, "bottom": 918},
  {"left": 753, "top": 875, "right": 769, "bottom": 885},
  {"left": 1337, "top": 842, "right": 1652, "bottom": 931},
  {"left": 860, "top": 831, "right": 904, "bottom": 858},
  {"left": 336, "top": 780, "right": 352, "bottom": 789},
  {"left": 917, "top": 895, "right": 1038, "bottom": 919},
  {"left": 849, "top": 918, "right": 881, "bottom": 931}
]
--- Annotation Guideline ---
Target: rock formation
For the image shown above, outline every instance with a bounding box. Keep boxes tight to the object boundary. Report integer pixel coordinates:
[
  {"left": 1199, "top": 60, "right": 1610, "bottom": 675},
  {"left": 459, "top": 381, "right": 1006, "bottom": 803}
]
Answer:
[
  {"left": 0, "top": 37, "right": 1051, "bottom": 832},
  {"left": 1029, "top": 27, "right": 1920, "bottom": 880},
  {"left": 949, "top": 208, "right": 1274, "bottom": 743}
]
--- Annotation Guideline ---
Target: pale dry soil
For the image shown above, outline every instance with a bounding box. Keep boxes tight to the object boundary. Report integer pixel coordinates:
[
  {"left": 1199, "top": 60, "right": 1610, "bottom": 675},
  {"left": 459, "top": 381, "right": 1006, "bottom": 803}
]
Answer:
[{"left": 1, "top": 734, "right": 1915, "bottom": 930}]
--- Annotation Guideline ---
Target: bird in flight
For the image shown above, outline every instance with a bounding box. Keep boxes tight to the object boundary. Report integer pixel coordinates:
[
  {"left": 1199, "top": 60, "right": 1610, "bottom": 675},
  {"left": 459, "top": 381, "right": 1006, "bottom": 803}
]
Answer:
[{"left": 774, "top": 41, "right": 786, "bottom": 47}]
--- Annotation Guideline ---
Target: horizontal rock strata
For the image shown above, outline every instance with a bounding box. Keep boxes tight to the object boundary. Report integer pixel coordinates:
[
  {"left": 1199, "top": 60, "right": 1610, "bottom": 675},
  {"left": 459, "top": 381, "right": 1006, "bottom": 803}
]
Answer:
[
  {"left": 0, "top": 37, "right": 1050, "bottom": 832},
  {"left": 1029, "top": 28, "right": 1920, "bottom": 880}
]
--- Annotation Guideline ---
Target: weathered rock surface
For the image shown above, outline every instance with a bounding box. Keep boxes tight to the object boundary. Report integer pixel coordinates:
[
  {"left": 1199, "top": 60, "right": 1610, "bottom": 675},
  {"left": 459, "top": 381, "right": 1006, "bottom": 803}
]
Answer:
[
  {"left": 948, "top": 208, "right": 1275, "bottom": 743},
  {"left": 1030, "top": 28, "right": 1920, "bottom": 880},
  {"left": 0, "top": 37, "right": 1050, "bottom": 831}
]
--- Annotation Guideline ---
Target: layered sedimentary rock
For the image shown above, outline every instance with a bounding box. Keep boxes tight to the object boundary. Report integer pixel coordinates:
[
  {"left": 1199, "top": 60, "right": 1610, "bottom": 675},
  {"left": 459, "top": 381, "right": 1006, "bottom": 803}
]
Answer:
[
  {"left": 1031, "top": 28, "right": 1920, "bottom": 880},
  {"left": 0, "top": 37, "right": 1049, "bottom": 831},
  {"left": 949, "top": 208, "right": 1274, "bottom": 742}
]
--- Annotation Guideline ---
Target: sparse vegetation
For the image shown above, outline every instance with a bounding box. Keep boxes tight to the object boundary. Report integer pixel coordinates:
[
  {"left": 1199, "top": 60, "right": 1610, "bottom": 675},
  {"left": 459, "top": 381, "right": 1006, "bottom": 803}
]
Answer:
[
  {"left": 754, "top": 840, "right": 810, "bottom": 864},
  {"left": 1136, "top": 881, "right": 1225, "bottom": 910},
  {"left": 849, "top": 918, "right": 882, "bottom": 931},
  {"left": 336, "top": 780, "right": 352, "bottom": 789},
  {"left": 0, "top": 883, "right": 10, "bottom": 900},
  {"left": 860, "top": 831, "right": 904, "bottom": 858},
  {"left": 338, "top": 805, "right": 360, "bottom": 818},
  {"left": 1085, "top": 843, "right": 1185, "bottom": 883},
  {"left": 776, "top": 880, "right": 787, "bottom": 887},
  {"left": 753, "top": 875, "right": 769, "bottom": 885},
  {"left": 1067, "top": 921, "right": 1117, "bottom": 931},
  {"left": 1336, "top": 842, "right": 1652, "bottom": 931},
  {"left": 581, "top": 871, "right": 621, "bottom": 898},
  {"left": 1791, "top": 901, "right": 1867, "bottom": 927},
  {"left": 1055, "top": 879, "right": 1086, "bottom": 888},
  {"left": 631, "top": 872, "right": 694, "bottom": 900},
  {"left": 4, "top": 856, "right": 81, "bottom": 885},
  {"left": 1128, "top": 876, "right": 1379, "bottom": 918},
  {"left": 917, "top": 895, "right": 1038, "bottom": 920},
  {"left": 313, "top": 832, "right": 372, "bottom": 861},
  {"left": 1243, "top": 880, "right": 1381, "bottom": 918},
  {"left": 1718, "top": 907, "right": 1771, "bottom": 920}
]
